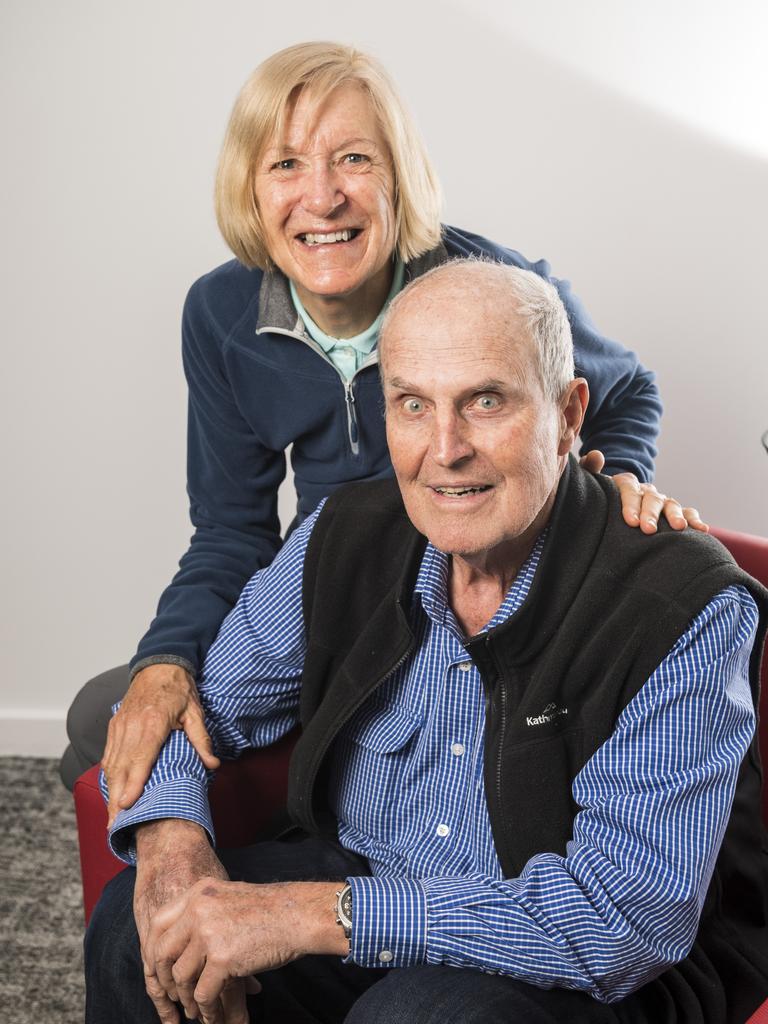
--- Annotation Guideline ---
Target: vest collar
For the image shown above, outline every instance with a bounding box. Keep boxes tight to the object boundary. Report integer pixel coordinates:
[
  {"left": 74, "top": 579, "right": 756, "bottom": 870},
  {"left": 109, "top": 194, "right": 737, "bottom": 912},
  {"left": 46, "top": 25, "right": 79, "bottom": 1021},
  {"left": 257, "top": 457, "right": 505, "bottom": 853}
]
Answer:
[{"left": 464, "top": 456, "right": 611, "bottom": 665}]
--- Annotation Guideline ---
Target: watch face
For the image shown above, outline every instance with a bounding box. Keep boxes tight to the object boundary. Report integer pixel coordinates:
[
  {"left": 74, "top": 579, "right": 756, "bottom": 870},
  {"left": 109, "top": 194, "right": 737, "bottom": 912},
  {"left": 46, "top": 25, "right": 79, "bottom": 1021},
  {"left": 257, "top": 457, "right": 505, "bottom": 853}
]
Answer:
[
  {"left": 336, "top": 884, "right": 353, "bottom": 936},
  {"left": 341, "top": 888, "right": 353, "bottom": 919}
]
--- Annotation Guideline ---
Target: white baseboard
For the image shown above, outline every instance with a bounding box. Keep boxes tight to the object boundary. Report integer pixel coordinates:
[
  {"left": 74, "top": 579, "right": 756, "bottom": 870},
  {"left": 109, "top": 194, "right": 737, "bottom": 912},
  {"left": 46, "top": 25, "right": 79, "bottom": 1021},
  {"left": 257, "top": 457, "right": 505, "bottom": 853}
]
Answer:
[{"left": 0, "top": 710, "right": 67, "bottom": 757}]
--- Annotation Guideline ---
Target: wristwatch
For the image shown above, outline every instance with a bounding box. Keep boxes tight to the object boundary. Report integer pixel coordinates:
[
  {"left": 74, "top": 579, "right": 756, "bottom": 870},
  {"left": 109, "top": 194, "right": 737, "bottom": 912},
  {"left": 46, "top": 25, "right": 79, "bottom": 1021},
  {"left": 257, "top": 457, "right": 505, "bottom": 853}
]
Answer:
[{"left": 335, "top": 883, "right": 353, "bottom": 945}]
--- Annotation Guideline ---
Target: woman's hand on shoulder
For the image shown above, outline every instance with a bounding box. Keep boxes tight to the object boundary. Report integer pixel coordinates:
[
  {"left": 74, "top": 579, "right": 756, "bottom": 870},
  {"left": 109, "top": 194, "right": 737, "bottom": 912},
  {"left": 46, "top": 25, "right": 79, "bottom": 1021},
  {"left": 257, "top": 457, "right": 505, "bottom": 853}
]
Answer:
[{"left": 579, "top": 450, "right": 709, "bottom": 535}]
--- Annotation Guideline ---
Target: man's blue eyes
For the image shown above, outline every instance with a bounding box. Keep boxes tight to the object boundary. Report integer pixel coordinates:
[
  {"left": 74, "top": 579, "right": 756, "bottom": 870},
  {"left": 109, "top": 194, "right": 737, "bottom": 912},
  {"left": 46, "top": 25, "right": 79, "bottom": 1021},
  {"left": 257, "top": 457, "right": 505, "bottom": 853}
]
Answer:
[{"left": 402, "top": 396, "right": 501, "bottom": 414}]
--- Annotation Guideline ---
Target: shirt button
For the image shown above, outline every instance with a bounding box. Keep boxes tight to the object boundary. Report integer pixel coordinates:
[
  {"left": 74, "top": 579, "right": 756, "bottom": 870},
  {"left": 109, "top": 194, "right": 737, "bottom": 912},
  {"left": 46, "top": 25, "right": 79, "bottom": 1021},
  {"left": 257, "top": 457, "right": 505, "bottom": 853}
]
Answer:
[
  {"left": 379, "top": 950, "right": 394, "bottom": 963},
  {"left": 451, "top": 742, "right": 465, "bottom": 756},
  {"left": 458, "top": 661, "right": 471, "bottom": 673},
  {"left": 436, "top": 823, "right": 450, "bottom": 837}
]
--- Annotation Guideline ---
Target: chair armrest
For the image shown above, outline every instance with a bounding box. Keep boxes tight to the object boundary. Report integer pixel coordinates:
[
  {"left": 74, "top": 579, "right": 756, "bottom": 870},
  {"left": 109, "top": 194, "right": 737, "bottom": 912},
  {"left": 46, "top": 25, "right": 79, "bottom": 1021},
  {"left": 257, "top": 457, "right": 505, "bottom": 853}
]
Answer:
[{"left": 746, "top": 997, "right": 768, "bottom": 1023}]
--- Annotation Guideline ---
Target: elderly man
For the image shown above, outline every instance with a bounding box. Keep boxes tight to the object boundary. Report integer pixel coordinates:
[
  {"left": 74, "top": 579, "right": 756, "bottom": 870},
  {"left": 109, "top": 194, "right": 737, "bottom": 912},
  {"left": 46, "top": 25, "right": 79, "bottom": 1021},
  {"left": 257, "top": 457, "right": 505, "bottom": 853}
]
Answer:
[{"left": 86, "top": 262, "right": 768, "bottom": 1024}]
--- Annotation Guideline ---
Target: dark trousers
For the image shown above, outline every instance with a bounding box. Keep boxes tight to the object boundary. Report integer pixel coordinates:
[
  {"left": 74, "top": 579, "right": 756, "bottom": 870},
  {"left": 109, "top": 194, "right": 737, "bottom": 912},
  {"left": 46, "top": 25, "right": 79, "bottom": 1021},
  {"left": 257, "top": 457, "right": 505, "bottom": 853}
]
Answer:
[{"left": 84, "top": 835, "right": 666, "bottom": 1024}]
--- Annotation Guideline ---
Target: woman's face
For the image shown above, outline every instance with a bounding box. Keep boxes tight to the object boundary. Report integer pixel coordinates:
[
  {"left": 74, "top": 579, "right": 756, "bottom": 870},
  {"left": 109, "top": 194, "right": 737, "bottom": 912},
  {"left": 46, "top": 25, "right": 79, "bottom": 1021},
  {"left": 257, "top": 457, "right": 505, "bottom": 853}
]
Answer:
[{"left": 253, "top": 82, "right": 397, "bottom": 327}]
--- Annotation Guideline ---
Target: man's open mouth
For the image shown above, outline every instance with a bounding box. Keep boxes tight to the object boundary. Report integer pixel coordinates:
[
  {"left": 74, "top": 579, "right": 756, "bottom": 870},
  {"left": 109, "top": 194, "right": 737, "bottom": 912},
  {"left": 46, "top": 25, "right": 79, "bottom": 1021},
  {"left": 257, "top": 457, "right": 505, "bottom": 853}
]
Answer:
[
  {"left": 432, "top": 485, "right": 492, "bottom": 498},
  {"left": 298, "top": 229, "right": 361, "bottom": 246}
]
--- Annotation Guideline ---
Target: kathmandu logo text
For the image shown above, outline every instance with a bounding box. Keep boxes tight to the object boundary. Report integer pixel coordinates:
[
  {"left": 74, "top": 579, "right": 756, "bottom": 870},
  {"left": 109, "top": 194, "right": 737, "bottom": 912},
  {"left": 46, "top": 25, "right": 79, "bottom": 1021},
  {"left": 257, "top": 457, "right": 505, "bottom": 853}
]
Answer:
[{"left": 526, "top": 702, "right": 568, "bottom": 727}]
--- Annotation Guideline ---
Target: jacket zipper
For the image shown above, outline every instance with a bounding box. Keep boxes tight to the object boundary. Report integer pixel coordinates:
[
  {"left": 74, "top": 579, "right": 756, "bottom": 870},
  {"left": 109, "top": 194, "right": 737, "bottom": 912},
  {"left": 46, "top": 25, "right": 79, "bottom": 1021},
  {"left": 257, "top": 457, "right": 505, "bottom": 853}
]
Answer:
[
  {"left": 258, "top": 326, "right": 374, "bottom": 457},
  {"left": 474, "top": 634, "right": 508, "bottom": 847},
  {"left": 344, "top": 381, "right": 359, "bottom": 455}
]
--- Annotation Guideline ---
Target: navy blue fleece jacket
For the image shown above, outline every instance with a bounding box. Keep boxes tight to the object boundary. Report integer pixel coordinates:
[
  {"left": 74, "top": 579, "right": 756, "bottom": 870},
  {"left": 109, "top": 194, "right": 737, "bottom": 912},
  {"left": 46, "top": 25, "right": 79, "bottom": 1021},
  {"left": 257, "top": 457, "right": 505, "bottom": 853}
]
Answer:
[{"left": 131, "top": 226, "right": 662, "bottom": 677}]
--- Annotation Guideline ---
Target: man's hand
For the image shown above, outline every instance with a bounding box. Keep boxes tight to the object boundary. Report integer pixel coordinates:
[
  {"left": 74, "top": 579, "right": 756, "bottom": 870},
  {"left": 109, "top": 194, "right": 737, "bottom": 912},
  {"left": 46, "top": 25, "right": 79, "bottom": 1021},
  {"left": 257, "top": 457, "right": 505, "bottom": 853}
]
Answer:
[
  {"left": 103, "top": 663, "right": 220, "bottom": 828},
  {"left": 134, "top": 819, "right": 251, "bottom": 1024},
  {"left": 145, "top": 877, "right": 346, "bottom": 1024},
  {"left": 579, "top": 450, "right": 709, "bottom": 535}
]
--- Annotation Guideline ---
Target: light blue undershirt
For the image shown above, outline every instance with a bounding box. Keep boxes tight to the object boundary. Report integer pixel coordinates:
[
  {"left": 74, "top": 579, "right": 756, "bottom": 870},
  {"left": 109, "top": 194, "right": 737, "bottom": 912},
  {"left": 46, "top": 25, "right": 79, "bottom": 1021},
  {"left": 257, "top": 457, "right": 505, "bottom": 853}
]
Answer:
[{"left": 289, "top": 260, "right": 405, "bottom": 381}]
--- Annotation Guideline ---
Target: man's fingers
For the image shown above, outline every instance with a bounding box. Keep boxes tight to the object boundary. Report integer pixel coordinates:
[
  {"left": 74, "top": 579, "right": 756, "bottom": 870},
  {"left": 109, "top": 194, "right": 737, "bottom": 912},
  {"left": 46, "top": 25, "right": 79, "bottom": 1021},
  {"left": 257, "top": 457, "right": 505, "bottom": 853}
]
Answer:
[
  {"left": 155, "top": 949, "right": 181, "bottom": 1006},
  {"left": 194, "top": 963, "right": 232, "bottom": 1024},
  {"left": 181, "top": 705, "right": 220, "bottom": 771},
  {"left": 144, "top": 968, "right": 180, "bottom": 1024},
  {"left": 171, "top": 946, "right": 205, "bottom": 1021},
  {"left": 220, "top": 979, "right": 251, "bottom": 1024},
  {"left": 196, "top": 991, "right": 225, "bottom": 1024}
]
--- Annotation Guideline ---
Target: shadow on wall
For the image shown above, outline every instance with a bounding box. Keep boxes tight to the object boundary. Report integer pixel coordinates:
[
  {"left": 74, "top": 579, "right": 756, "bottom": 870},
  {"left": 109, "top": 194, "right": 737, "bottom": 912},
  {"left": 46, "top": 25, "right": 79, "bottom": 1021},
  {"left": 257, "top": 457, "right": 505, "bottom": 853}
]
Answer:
[{"left": 381, "top": 1, "right": 767, "bottom": 532}]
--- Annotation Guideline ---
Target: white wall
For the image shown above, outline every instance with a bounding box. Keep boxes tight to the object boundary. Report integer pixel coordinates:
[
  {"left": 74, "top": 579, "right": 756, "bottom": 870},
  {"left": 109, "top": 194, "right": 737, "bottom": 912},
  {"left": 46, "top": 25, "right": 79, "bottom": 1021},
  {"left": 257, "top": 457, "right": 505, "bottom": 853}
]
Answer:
[{"left": 1, "top": 0, "right": 766, "bottom": 754}]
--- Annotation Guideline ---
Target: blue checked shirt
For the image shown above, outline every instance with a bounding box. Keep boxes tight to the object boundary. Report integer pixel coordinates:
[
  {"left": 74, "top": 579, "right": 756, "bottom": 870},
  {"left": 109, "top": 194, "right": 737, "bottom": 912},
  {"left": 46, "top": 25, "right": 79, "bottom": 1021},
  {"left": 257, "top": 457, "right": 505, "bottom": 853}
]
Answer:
[{"left": 108, "top": 503, "right": 759, "bottom": 1003}]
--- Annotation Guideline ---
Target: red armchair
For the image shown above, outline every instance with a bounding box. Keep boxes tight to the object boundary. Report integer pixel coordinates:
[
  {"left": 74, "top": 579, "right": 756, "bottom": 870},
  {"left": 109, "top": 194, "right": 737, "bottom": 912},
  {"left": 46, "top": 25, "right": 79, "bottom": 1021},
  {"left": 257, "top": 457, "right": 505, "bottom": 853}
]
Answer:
[
  {"left": 73, "top": 526, "right": 768, "bottom": 1020},
  {"left": 73, "top": 727, "right": 298, "bottom": 924}
]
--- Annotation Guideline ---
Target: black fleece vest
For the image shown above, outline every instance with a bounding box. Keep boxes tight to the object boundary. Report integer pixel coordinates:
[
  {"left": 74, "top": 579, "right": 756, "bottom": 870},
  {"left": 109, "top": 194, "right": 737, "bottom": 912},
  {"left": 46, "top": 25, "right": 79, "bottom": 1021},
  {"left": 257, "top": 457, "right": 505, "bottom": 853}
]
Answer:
[{"left": 288, "top": 458, "right": 768, "bottom": 1017}]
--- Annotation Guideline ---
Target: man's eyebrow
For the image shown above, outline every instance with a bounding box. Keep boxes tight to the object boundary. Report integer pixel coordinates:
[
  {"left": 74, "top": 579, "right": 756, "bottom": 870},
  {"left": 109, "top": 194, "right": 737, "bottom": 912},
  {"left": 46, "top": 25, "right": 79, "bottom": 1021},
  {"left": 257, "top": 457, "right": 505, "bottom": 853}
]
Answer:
[
  {"left": 470, "top": 378, "right": 509, "bottom": 393},
  {"left": 385, "top": 376, "right": 418, "bottom": 392}
]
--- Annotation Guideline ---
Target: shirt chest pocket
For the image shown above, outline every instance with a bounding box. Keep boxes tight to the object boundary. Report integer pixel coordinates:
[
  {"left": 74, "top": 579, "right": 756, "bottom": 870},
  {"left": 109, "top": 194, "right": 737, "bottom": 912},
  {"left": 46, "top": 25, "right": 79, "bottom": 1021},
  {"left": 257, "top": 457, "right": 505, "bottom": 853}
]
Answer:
[{"left": 331, "top": 703, "right": 423, "bottom": 840}]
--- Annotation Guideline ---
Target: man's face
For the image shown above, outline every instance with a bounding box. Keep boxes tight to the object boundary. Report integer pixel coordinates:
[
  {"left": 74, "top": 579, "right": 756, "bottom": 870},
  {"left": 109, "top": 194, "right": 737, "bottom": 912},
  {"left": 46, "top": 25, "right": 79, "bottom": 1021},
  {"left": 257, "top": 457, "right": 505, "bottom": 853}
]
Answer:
[
  {"left": 382, "top": 288, "right": 574, "bottom": 563},
  {"left": 253, "top": 82, "right": 397, "bottom": 312}
]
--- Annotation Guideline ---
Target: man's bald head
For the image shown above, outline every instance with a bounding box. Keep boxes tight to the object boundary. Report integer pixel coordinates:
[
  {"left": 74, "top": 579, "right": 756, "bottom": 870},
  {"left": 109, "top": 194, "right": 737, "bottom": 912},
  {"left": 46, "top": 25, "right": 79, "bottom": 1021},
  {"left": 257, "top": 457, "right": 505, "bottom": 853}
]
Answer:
[
  {"left": 379, "top": 258, "right": 588, "bottom": 566},
  {"left": 380, "top": 259, "right": 574, "bottom": 404}
]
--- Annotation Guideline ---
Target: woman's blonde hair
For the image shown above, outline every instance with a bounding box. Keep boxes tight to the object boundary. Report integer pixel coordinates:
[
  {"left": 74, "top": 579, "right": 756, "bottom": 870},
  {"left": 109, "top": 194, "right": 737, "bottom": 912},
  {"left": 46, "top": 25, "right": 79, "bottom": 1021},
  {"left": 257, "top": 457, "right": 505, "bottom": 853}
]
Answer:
[{"left": 215, "top": 41, "right": 443, "bottom": 269}]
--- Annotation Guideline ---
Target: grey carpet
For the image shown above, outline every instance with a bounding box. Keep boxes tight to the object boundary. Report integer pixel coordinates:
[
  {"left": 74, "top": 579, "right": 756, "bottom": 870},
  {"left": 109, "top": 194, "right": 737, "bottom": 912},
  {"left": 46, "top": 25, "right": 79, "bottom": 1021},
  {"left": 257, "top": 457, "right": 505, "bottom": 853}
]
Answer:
[{"left": 0, "top": 757, "right": 85, "bottom": 1023}]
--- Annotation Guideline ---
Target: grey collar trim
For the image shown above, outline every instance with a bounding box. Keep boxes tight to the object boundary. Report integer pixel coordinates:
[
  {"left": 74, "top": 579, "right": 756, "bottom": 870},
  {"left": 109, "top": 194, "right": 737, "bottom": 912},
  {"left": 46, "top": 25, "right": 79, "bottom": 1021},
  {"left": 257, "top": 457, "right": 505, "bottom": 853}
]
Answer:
[
  {"left": 254, "top": 237, "right": 452, "bottom": 336},
  {"left": 256, "top": 270, "right": 307, "bottom": 336},
  {"left": 403, "top": 240, "right": 450, "bottom": 283}
]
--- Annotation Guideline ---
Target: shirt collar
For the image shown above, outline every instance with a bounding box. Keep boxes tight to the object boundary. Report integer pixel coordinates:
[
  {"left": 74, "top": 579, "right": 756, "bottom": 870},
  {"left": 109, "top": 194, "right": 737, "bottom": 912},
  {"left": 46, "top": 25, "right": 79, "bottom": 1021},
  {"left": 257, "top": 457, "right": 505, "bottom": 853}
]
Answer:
[
  {"left": 414, "top": 528, "right": 549, "bottom": 632},
  {"left": 289, "top": 260, "right": 405, "bottom": 356}
]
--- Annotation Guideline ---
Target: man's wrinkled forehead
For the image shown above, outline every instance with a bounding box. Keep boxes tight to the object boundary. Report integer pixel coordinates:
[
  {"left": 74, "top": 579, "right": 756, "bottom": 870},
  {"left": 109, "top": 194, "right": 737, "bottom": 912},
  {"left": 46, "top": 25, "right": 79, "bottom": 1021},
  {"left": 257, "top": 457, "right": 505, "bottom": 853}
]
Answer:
[{"left": 380, "top": 277, "right": 527, "bottom": 368}]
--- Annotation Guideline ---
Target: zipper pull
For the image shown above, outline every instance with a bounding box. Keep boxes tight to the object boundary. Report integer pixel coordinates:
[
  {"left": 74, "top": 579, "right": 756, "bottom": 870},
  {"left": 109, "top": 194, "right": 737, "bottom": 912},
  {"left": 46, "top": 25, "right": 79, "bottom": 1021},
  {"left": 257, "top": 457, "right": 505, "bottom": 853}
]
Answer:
[{"left": 345, "top": 382, "right": 360, "bottom": 455}]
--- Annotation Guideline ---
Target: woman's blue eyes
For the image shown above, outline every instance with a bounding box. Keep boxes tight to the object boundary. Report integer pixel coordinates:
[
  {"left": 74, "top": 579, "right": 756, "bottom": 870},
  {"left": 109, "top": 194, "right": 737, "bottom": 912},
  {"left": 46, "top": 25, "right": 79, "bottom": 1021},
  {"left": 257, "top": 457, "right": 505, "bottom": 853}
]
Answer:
[{"left": 271, "top": 153, "right": 368, "bottom": 171}]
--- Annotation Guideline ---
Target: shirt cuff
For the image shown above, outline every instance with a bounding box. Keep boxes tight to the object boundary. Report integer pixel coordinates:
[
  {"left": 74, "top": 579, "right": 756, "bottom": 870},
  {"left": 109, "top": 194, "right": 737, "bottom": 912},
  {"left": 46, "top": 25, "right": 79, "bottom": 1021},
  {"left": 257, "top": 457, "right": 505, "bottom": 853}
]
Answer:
[
  {"left": 347, "top": 875, "right": 427, "bottom": 968},
  {"left": 108, "top": 776, "right": 214, "bottom": 864}
]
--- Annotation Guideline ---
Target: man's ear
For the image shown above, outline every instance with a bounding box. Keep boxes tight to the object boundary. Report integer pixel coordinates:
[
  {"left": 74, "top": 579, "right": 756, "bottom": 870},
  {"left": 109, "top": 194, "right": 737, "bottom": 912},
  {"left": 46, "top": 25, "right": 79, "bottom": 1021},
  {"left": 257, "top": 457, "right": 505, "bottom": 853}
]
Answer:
[{"left": 557, "top": 378, "right": 589, "bottom": 456}]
